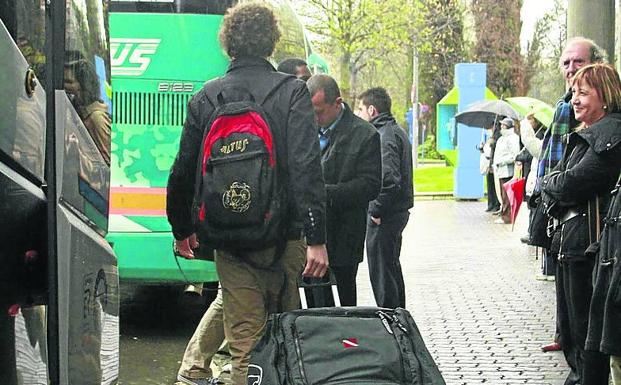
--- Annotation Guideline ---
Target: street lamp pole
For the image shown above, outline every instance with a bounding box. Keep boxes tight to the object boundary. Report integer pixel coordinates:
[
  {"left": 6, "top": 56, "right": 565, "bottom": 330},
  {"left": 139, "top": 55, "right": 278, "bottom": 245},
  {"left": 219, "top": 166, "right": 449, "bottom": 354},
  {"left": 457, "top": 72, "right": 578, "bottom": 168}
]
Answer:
[{"left": 411, "top": 45, "right": 419, "bottom": 170}]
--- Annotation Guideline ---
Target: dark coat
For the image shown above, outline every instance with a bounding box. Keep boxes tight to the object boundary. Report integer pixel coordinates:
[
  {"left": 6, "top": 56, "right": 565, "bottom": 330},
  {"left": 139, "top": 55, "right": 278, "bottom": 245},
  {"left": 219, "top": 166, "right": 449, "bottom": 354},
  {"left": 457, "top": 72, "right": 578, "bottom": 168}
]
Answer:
[
  {"left": 368, "top": 112, "right": 413, "bottom": 217},
  {"left": 542, "top": 113, "right": 621, "bottom": 257},
  {"left": 322, "top": 103, "right": 381, "bottom": 266},
  {"left": 586, "top": 176, "right": 621, "bottom": 355},
  {"left": 167, "top": 57, "right": 327, "bottom": 245}
]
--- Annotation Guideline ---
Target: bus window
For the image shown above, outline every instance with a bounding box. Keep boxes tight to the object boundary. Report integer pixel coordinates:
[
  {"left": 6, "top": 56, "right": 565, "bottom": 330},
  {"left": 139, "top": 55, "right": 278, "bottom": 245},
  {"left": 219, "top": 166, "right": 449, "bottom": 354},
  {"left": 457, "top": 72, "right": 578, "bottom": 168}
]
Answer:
[
  {"left": 0, "top": 0, "right": 46, "bottom": 180},
  {"left": 65, "top": 0, "right": 112, "bottom": 165},
  {"left": 109, "top": 0, "right": 237, "bottom": 14}
]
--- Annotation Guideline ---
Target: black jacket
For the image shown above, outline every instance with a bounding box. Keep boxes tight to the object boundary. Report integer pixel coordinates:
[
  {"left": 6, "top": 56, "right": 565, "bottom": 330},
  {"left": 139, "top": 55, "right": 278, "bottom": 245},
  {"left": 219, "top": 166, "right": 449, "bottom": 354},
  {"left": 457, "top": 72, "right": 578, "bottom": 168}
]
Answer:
[
  {"left": 368, "top": 112, "right": 413, "bottom": 217},
  {"left": 167, "top": 57, "right": 326, "bottom": 245},
  {"left": 322, "top": 103, "right": 381, "bottom": 266},
  {"left": 542, "top": 113, "right": 621, "bottom": 256},
  {"left": 586, "top": 175, "right": 621, "bottom": 355}
]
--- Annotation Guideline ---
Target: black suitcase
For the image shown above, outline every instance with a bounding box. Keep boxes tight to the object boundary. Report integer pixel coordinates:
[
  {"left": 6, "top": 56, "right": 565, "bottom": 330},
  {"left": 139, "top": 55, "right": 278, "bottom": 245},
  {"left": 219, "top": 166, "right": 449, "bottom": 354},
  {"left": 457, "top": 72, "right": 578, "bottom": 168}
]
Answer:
[{"left": 247, "top": 276, "right": 445, "bottom": 385}]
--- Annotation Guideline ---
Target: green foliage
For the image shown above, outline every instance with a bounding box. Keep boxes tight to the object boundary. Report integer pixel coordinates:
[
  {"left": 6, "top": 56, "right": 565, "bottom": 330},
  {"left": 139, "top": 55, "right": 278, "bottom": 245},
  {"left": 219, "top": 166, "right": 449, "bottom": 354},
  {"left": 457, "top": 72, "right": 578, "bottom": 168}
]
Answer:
[
  {"left": 471, "top": 0, "right": 523, "bottom": 97},
  {"left": 523, "top": 0, "right": 567, "bottom": 102},
  {"left": 417, "top": 135, "right": 444, "bottom": 161}
]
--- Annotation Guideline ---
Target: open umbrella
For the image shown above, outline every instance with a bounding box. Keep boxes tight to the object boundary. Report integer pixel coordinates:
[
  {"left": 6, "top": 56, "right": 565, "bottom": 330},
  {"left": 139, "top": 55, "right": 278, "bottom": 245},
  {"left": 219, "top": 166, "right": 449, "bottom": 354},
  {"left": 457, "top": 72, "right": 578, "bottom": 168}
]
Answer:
[
  {"left": 506, "top": 96, "right": 555, "bottom": 128},
  {"left": 454, "top": 99, "right": 520, "bottom": 128},
  {"left": 503, "top": 176, "right": 526, "bottom": 230}
]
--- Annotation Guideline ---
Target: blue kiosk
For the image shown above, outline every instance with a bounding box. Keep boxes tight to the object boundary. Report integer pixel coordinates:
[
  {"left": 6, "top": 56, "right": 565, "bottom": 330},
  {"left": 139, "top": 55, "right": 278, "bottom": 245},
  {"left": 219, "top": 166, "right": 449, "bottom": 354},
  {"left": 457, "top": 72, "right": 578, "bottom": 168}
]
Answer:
[{"left": 453, "top": 63, "right": 487, "bottom": 199}]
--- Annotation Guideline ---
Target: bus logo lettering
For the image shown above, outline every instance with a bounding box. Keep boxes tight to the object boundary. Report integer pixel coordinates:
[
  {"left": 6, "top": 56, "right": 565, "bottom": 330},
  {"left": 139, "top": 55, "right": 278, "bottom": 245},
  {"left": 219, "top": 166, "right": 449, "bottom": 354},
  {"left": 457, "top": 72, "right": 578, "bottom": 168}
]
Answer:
[{"left": 111, "top": 38, "right": 161, "bottom": 76}]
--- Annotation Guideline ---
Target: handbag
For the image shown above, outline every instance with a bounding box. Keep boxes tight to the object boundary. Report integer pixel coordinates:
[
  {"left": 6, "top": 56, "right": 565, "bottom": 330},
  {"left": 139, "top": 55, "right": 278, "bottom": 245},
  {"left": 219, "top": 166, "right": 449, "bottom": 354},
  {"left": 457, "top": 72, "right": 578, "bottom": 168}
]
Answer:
[{"left": 527, "top": 192, "right": 552, "bottom": 248}]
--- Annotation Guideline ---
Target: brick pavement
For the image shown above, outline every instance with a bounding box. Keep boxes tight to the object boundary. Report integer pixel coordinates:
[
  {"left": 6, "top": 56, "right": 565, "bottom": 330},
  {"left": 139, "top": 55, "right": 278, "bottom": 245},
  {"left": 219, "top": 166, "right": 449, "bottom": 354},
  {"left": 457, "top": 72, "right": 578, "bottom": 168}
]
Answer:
[{"left": 357, "top": 200, "right": 569, "bottom": 385}]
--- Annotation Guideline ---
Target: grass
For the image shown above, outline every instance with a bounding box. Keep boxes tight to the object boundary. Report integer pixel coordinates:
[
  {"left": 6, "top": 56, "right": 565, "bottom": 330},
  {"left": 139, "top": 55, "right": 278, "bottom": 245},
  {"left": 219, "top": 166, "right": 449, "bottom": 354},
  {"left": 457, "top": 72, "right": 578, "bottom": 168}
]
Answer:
[{"left": 414, "top": 166, "right": 454, "bottom": 193}]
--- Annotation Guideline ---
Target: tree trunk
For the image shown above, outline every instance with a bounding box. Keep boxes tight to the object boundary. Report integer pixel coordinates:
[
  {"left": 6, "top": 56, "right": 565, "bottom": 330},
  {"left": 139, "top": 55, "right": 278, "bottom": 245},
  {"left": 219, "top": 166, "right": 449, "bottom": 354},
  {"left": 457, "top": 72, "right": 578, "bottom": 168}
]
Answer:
[{"left": 568, "top": 0, "right": 615, "bottom": 63}]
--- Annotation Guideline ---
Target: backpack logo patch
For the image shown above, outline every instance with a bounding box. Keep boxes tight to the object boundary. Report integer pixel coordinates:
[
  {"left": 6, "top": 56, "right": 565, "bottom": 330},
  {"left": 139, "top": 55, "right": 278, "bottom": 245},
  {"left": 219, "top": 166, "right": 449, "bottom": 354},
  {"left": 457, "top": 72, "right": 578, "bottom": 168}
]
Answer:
[
  {"left": 222, "top": 182, "right": 252, "bottom": 213},
  {"left": 342, "top": 338, "right": 359, "bottom": 348}
]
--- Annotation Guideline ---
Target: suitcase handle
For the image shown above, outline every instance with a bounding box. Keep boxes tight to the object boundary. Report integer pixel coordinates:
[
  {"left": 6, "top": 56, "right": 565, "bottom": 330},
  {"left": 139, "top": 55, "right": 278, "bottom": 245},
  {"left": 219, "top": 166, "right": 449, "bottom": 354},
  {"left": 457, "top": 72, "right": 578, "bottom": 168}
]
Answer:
[{"left": 298, "top": 269, "right": 341, "bottom": 308}]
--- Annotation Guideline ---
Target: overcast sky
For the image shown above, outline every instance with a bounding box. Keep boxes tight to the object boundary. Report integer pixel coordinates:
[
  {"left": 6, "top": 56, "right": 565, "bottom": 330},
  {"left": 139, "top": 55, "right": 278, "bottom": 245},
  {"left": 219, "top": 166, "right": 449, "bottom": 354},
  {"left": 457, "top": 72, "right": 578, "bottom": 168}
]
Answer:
[{"left": 520, "top": 0, "right": 557, "bottom": 52}]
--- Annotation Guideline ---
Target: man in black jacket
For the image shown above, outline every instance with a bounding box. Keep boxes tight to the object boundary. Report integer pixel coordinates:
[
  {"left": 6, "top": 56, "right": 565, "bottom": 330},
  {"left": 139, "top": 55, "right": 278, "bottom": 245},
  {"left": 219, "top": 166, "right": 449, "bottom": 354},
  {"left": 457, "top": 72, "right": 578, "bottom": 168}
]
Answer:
[
  {"left": 167, "top": 4, "right": 328, "bottom": 385},
  {"left": 357, "top": 87, "right": 413, "bottom": 308},
  {"left": 307, "top": 74, "right": 381, "bottom": 306}
]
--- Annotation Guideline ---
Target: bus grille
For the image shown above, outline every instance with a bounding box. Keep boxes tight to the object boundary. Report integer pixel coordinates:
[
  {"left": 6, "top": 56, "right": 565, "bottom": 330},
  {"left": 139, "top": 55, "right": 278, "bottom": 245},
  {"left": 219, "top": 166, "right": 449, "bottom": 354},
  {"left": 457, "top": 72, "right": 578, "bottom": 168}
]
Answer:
[{"left": 112, "top": 92, "right": 193, "bottom": 127}]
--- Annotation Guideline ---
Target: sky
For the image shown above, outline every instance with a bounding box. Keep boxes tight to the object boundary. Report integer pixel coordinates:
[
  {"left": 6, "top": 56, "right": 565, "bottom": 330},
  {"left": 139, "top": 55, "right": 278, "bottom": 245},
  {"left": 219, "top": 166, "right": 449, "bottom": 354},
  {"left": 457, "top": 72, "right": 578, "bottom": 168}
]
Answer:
[{"left": 520, "top": 0, "right": 558, "bottom": 52}]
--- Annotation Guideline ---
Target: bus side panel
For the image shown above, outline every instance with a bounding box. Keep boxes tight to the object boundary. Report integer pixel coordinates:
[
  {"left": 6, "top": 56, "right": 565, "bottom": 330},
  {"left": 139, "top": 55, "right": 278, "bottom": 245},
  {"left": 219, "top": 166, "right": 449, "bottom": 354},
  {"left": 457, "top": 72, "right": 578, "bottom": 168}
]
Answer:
[
  {"left": 0, "top": 18, "right": 49, "bottom": 385},
  {"left": 109, "top": 13, "right": 229, "bottom": 284},
  {"left": 55, "top": 92, "right": 119, "bottom": 385}
]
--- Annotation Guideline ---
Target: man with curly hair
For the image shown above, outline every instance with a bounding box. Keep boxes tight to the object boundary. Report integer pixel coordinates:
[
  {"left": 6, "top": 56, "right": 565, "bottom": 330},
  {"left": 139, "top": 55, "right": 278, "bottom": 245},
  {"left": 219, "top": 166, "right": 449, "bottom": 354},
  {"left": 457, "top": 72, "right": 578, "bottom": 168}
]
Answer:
[{"left": 167, "top": 3, "right": 328, "bottom": 385}]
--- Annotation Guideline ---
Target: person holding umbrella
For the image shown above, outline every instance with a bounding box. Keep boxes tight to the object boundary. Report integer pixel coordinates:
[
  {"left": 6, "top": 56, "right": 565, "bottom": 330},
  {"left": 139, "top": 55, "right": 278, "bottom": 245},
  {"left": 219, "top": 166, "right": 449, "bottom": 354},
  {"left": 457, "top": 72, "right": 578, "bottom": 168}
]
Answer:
[
  {"left": 540, "top": 63, "right": 621, "bottom": 385},
  {"left": 492, "top": 117, "right": 520, "bottom": 224}
]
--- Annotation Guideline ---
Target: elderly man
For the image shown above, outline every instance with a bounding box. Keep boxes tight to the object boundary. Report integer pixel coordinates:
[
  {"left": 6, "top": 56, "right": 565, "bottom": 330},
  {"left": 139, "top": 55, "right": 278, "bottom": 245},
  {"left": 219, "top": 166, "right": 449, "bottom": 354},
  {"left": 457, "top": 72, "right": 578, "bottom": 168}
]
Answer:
[
  {"left": 307, "top": 74, "right": 381, "bottom": 306},
  {"left": 529, "top": 36, "right": 608, "bottom": 385}
]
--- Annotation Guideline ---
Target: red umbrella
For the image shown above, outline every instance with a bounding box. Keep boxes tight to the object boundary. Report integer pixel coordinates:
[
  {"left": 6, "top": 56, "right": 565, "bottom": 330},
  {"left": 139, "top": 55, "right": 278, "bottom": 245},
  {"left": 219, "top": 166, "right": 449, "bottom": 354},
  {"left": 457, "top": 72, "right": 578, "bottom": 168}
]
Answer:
[{"left": 503, "top": 177, "right": 526, "bottom": 230}]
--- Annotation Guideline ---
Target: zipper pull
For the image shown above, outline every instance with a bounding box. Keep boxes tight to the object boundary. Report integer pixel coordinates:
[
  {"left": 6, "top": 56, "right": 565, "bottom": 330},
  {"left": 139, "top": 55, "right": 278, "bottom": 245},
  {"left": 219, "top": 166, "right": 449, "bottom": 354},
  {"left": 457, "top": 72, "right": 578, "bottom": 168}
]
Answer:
[
  {"left": 376, "top": 311, "right": 394, "bottom": 335},
  {"left": 391, "top": 314, "right": 409, "bottom": 334}
]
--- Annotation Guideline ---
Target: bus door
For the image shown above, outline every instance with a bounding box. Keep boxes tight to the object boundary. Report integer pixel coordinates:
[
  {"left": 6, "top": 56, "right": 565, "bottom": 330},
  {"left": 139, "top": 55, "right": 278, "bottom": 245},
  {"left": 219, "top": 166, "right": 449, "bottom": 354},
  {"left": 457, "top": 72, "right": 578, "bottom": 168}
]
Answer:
[{"left": 0, "top": 1, "right": 119, "bottom": 384}]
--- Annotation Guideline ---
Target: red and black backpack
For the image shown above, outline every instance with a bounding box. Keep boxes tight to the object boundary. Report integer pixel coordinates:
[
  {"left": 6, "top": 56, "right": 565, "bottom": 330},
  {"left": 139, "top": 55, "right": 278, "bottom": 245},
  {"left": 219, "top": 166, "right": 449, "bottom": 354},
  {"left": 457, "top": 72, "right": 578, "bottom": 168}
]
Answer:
[{"left": 193, "top": 76, "right": 293, "bottom": 251}]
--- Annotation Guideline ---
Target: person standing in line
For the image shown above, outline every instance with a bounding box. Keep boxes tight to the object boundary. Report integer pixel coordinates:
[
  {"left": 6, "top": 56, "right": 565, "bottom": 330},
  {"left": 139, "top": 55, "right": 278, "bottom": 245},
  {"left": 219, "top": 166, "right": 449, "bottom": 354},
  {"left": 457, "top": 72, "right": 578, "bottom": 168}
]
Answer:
[
  {"left": 167, "top": 4, "right": 328, "bottom": 384},
  {"left": 541, "top": 63, "right": 621, "bottom": 385},
  {"left": 482, "top": 122, "right": 501, "bottom": 213},
  {"left": 531, "top": 37, "right": 607, "bottom": 354},
  {"left": 492, "top": 117, "right": 520, "bottom": 224},
  {"left": 174, "top": 57, "right": 314, "bottom": 385},
  {"left": 355, "top": 87, "right": 413, "bottom": 309},
  {"left": 587, "top": 172, "right": 621, "bottom": 385},
  {"left": 307, "top": 74, "right": 381, "bottom": 306}
]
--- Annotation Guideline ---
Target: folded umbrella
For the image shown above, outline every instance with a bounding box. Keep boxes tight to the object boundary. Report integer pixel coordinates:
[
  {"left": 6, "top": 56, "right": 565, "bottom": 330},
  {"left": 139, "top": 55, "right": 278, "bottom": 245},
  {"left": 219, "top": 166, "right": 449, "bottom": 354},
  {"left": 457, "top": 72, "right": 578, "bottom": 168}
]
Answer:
[
  {"left": 503, "top": 177, "right": 526, "bottom": 230},
  {"left": 454, "top": 99, "right": 520, "bottom": 128}
]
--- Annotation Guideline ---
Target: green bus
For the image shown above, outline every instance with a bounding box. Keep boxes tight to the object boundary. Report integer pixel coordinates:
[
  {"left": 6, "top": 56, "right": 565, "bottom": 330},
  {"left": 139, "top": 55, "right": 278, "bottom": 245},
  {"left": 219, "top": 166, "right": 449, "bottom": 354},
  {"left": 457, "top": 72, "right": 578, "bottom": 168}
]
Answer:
[{"left": 108, "top": 0, "right": 327, "bottom": 287}]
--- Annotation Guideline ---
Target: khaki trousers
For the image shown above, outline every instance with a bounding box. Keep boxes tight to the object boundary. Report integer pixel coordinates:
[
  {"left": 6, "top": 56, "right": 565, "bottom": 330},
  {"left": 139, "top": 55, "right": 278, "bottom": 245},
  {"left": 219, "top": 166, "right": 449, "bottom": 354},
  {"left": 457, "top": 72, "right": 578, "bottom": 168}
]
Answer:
[
  {"left": 180, "top": 239, "right": 306, "bottom": 384},
  {"left": 612, "top": 355, "right": 621, "bottom": 385},
  {"left": 178, "top": 292, "right": 225, "bottom": 379}
]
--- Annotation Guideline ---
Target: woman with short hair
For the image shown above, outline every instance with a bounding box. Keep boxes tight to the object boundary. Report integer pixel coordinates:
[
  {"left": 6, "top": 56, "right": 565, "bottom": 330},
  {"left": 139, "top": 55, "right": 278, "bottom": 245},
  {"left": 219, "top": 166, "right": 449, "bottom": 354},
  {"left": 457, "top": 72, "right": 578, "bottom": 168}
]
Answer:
[{"left": 541, "top": 63, "right": 621, "bottom": 385}]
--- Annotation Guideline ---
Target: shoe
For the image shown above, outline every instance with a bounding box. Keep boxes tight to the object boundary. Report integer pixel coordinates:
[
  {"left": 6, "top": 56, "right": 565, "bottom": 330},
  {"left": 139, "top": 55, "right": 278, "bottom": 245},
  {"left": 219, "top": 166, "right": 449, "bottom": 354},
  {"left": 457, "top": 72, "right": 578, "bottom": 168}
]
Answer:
[
  {"left": 494, "top": 218, "right": 508, "bottom": 224},
  {"left": 540, "top": 342, "right": 561, "bottom": 352},
  {"left": 177, "top": 374, "right": 223, "bottom": 385},
  {"left": 492, "top": 209, "right": 502, "bottom": 216},
  {"left": 520, "top": 234, "right": 530, "bottom": 244}
]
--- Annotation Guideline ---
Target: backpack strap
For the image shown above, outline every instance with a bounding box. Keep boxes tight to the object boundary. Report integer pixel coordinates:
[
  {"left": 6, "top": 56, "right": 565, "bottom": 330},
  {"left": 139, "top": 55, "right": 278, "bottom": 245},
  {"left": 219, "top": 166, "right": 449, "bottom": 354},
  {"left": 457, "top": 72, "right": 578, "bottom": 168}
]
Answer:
[{"left": 254, "top": 74, "right": 296, "bottom": 106}]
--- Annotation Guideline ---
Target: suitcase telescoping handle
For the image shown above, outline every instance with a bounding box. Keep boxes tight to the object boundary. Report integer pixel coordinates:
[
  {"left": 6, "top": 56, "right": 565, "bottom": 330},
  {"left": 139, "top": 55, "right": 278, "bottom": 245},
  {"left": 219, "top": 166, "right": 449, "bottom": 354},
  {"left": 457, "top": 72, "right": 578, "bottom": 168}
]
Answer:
[{"left": 298, "top": 269, "right": 341, "bottom": 308}]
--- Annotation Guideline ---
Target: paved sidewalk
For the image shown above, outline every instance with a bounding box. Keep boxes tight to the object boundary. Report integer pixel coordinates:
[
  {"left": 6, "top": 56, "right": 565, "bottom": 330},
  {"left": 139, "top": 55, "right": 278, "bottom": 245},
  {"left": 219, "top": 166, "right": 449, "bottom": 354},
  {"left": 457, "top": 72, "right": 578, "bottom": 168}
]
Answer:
[{"left": 357, "top": 200, "right": 569, "bottom": 385}]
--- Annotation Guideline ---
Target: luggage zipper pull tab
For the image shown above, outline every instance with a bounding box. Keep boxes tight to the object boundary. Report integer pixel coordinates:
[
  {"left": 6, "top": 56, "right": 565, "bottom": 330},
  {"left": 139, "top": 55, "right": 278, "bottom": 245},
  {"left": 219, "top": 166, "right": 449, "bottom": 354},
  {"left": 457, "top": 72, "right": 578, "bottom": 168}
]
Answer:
[
  {"left": 391, "top": 314, "right": 409, "bottom": 334},
  {"left": 376, "top": 311, "right": 394, "bottom": 335}
]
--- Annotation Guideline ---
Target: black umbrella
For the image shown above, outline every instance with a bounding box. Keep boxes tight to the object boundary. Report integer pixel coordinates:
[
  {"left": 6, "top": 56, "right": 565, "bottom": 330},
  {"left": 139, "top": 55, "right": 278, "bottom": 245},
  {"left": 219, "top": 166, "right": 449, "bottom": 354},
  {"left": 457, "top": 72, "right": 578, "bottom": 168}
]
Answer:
[{"left": 454, "top": 100, "right": 520, "bottom": 128}]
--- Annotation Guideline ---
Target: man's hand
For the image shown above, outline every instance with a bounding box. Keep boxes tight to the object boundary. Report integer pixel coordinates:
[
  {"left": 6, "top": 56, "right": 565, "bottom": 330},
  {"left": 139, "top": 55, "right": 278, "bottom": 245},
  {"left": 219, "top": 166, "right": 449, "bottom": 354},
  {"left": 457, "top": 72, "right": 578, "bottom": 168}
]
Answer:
[
  {"left": 371, "top": 216, "right": 381, "bottom": 225},
  {"left": 303, "top": 244, "right": 328, "bottom": 278},
  {"left": 174, "top": 233, "right": 199, "bottom": 259}
]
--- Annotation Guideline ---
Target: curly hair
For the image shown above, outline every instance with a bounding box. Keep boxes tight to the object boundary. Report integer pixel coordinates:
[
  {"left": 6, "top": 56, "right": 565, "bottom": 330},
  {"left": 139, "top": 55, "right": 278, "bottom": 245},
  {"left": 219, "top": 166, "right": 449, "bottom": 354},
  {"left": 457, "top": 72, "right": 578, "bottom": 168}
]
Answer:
[{"left": 219, "top": 2, "right": 281, "bottom": 59}]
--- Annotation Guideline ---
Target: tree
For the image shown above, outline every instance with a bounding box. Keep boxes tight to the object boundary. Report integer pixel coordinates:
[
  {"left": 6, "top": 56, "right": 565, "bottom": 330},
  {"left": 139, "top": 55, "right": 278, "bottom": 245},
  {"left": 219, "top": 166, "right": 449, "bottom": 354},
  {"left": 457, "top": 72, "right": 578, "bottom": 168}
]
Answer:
[
  {"left": 471, "top": 0, "right": 524, "bottom": 97},
  {"left": 525, "top": 0, "right": 567, "bottom": 103},
  {"left": 417, "top": 0, "right": 467, "bottom": 118},
  {"left": 295, "top": 0, "right": 414, "bottom": 101}
]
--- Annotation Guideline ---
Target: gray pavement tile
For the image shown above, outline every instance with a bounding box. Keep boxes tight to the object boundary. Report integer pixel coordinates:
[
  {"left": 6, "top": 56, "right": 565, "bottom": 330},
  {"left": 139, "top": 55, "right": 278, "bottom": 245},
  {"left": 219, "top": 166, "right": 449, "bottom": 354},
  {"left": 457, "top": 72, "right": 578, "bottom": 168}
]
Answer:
[{"left": 356, "top": 200, "right": 571, "bottom": 385}]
